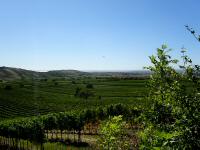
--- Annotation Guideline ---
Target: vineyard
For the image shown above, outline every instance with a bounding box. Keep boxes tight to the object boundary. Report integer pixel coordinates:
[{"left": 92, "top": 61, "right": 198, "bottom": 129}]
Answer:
[
  {"left": 0, "top": 104, "right": 142, "bottom": 149},
  {"left": 0, "top": 77, "right": 148, "bottom": 119},
  {"left": 0, "top": 77, "right": 148, "bottom": 149},
  {"left": 1, "top": 46, "right": 200, "bottom": 149},
  {"left": 0, "top": 46, "right": 200, "bottom": 149}
]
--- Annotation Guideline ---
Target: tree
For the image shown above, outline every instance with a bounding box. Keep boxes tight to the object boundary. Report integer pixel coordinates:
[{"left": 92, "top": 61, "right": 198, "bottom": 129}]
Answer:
[
  {"left": 139, "top": 45, "right": 182, "bottom": 149},
  {"left": 57, "top": 112, "right": 66, "bottom": 140},
  {"left": 79, "top": 90, "right": 93, "bottom": 102},
  {"left": 173, "top": 48, "right": 200, "bottom": 149},
  {"left": 140, "top": 43, "right": 200, "bottom": 149},
  {"left": 4, "top": 85, "right": 12, "bottom": 90},
  {"left": 144, "top": 45, "right": 180, "bottom": 125},
  {"left": 43, "top": 114, "right": 58, "bottom": 139},
  {"left": 86, "top": 83, "right": 94, "bottom": 89},
  {"left": 74, "top": 87, "right": 81, "bottom": 97},
  {"left": 185, "top": 25, "right": 200, "bottom": 42}
]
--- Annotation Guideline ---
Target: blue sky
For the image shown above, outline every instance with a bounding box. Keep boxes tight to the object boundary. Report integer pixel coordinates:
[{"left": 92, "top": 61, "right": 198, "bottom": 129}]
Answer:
[{"left": 0, "top": 0, "right": 200, "bottom": 71}]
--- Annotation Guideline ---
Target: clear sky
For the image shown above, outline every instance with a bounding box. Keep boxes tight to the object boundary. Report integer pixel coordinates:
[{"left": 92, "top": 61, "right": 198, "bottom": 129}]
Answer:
[{"left": 0, "top": 0, "right": 200, "bottom": 71}]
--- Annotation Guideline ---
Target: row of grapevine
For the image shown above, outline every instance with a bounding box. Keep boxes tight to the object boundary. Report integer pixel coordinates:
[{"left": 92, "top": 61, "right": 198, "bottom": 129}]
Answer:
[{"left": 0, "top": 104, "right": 142, "bottom": 148}]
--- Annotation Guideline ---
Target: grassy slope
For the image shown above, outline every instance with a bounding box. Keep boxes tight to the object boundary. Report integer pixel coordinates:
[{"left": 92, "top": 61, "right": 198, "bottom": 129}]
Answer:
[{"left": 0, "top": 66, "right": 150, "bottom": 81}]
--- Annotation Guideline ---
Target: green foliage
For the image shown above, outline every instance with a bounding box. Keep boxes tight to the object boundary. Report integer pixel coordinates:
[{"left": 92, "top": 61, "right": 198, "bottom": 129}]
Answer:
[
  {"left": 98, "top": 115, "right": 129, "bottom": 150},
  {"left": 79, "top": 90, "right": 94, "bottom": 100},
  {"left": 140, "top": 44, "right": 200, "bottom": 149},
  {"left": 0, "top": 117, "right": 46, "bottom": 144},
  {"left": 173, "top": 49, "right": 200, "bottom": 149},
  {"left": 139, "top": 124, "right": 180, "bottom": 150},
  {"left": 0, "top": 104, "right": 141, "bottom": 148},
  {"left": 74, "top": 87, "right": 81, "bottom": 97},
  {"left": 0, "top": 78, "right": 148, "bottom": 120},
  {"left": 4, "top": 85, "right": 12, "bottom": 90},
  {"left": 86, "top": 83, "right": 94, "bottom": 89},
  {"left": 144, "top": 45, "right": 180, "bottom": 126},
  {"left": 185, "top": 25, "right": 200, "bottom": 42}
]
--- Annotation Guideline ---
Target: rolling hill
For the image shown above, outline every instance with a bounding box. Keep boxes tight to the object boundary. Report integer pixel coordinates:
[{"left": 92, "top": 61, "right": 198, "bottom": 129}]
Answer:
[
  {"left": 0, "top": 67, "right": 90, "bottom": 80},
  {"left": 0, "top": 66, "right": 151, "bottom": 81}
]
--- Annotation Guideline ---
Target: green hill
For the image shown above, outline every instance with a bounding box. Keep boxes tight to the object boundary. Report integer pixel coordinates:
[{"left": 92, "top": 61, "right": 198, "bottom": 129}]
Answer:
[
  {"left": 0, "top": 67, "right": 90, "bottom": 80},
  {"left": 0, "top": 66, "right": 42, "bottom": 80},
  {"left": 0, "top": 66, "right": 150, "bottom": 81}
]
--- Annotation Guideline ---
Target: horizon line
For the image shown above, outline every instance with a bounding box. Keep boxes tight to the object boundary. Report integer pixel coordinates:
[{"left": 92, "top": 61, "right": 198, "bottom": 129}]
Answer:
[{"left": 0, "top": 66, "right": 148, "bottom": 73}]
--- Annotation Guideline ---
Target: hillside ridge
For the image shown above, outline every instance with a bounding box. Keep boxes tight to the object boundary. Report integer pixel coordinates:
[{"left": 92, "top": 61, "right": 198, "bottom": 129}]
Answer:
[{"left": 0, "top": 66, "right": 150, "bottom": 80}]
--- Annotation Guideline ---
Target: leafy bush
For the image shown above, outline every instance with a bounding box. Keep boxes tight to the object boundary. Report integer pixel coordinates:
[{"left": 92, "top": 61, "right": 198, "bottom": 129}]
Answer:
[
  {"left": 98, "top": 115, "right": 130, "bottom": 150},
  {"left": 139, "top": 124, "right": 177, "bottom": 149},
  {"left": 140, "top": 44, "right": 200, "bottom": 149},
  {"left": 4, "top": 85, "right": 12, "bottom": 90},
  {"left": 86, "top": 83, "right": 94, "bottom": 89},
  {"left": 71, "top": 80, "right": 76, "bottom": 84}
]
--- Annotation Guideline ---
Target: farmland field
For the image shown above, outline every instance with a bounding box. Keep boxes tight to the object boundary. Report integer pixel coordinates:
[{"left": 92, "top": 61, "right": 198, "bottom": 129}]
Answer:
[
  {"left": 0, "top": 77, "right": 149, "bottom": 120},
  {"left": 0, "top": 76, "right": 149, "bottom": 149}
]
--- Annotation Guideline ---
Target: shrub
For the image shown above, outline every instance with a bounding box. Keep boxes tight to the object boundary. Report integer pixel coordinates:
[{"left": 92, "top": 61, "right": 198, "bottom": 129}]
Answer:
[
  {"left": 86, "top": 83, "right": 94, "bottom": 89},
  {"left": 98, "top": 115, "right": 130, "bottom": 150},
  {"left": 4, "top": 85, "right": 12, "bottom": 90},
  {"left": 71, "top": 80, "right": 76, "bottom": 84},
  {"left": 140, "top": 44, "right": 200, "bottom": 149},
  {"left": 19, "top": 83, "right": 24, "bottom": 88},
  {"left": 74, "top": 87, "right": 81, "bottom": 97}
]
